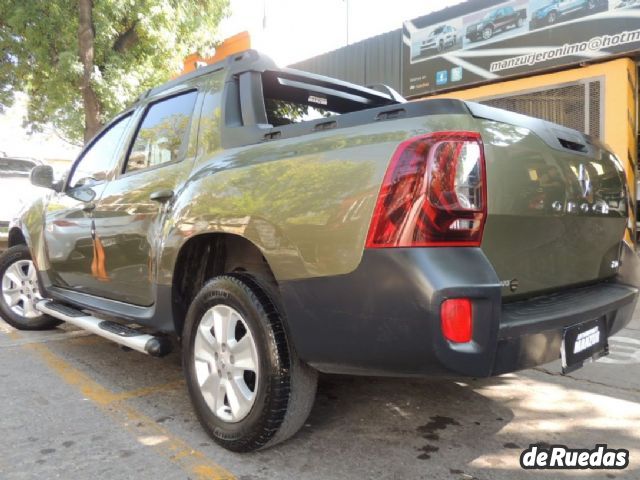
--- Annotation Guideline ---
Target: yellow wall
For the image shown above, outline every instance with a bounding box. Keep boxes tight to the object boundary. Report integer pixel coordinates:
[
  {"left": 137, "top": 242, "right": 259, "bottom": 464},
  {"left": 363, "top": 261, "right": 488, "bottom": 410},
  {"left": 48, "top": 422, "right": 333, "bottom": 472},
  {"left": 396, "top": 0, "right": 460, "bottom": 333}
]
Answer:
[{"left": 431, "top": 58, "right": 637, "bottom": 244}]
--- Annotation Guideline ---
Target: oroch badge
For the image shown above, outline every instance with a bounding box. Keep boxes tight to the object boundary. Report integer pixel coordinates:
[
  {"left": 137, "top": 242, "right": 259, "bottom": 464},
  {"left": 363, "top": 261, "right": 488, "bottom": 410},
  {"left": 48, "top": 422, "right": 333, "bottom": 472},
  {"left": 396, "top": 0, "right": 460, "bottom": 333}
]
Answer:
[{"left": 500, "top": 279, "right": 519, "bottom": 292}]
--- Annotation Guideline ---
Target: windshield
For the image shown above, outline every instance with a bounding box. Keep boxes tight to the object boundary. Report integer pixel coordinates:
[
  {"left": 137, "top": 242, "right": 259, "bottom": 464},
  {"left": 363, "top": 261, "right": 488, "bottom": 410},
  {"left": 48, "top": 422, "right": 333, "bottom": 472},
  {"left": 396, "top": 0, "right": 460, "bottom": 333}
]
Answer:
[{"left": 0, "top": 159, "right": 37, "bottom": 177}]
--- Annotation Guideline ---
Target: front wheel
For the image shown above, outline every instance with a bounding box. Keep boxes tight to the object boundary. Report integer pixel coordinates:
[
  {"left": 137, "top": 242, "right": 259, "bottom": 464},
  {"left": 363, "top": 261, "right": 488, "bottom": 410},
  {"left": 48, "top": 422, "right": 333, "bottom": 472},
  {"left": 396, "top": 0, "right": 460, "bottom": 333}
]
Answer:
[
  {"left": 0, "top": 244, "right": 61, "bottom": 330},
  {"left": 482, "top": 26, "right": 493, "bottom": 40},
  {"left": 183, "top": 274, "right": 318, "bottom": 452}
]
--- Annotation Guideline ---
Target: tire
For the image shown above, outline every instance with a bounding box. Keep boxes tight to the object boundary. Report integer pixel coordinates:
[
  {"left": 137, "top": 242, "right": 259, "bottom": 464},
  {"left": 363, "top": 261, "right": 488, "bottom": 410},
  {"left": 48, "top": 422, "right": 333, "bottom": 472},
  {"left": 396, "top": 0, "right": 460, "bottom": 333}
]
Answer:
[
  {"left": 182, "top": 274, "right": 318, "bottom": 452},
  {"left": 482, "top": 26, "right": 493, "bottom": 40},
  {"left": 0, "top": 244, "right": 61, "bottom": 330}
]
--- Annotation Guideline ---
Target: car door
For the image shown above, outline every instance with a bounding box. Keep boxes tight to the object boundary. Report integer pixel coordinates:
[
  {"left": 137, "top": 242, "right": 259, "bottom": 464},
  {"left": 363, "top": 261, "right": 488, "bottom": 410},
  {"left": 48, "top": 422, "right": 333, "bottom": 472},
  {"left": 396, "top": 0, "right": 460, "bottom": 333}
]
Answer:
[
  {"left": 558, "top": 0, "right": 576, "bottom": 14},
  {"left": 493, "top": 8, "right": 507, "bottom": 29},
  {"left": 44, "top": 113, "right": 133, "bottom": 291},
  {"left": 88, "top": 89, "right": 201, "bottom": 306}
]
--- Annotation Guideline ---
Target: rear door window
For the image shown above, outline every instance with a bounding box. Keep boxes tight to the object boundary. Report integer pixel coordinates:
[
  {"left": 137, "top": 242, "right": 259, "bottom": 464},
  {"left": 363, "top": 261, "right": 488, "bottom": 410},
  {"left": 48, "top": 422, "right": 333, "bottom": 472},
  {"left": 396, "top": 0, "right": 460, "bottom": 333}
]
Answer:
[{"left": 125, "top": 90, "right": 198, "bottom": 174}]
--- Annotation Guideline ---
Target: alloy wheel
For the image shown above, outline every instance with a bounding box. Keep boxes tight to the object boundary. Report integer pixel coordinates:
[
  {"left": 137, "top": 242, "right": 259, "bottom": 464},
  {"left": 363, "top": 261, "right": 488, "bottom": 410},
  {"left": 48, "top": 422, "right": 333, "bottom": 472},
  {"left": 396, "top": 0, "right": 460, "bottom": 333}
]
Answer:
[
  {"left": 1, "top": 259, "right": 42, "bottom": 319},
  {"left": 193, "top": 304, "right": 260, "bottom": 423}
]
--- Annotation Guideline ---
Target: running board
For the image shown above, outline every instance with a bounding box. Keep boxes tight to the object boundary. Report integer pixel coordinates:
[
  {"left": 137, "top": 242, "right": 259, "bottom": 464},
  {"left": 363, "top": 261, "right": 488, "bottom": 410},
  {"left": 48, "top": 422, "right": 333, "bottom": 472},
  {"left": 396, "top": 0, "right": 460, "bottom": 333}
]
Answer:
[{"left": 36, "top": 300, "right": 171, "bottom": 357}]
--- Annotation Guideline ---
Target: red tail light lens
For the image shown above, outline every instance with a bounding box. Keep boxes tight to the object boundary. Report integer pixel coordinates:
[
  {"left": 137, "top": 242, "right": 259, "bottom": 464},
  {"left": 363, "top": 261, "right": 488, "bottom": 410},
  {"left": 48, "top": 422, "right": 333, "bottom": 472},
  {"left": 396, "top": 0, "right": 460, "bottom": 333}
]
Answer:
[
  {"left": 441, "top": 298, "right": 473, "bottom": 343},
  {"left": 366, "top": 132, "right": 486, "bottom": 248}
]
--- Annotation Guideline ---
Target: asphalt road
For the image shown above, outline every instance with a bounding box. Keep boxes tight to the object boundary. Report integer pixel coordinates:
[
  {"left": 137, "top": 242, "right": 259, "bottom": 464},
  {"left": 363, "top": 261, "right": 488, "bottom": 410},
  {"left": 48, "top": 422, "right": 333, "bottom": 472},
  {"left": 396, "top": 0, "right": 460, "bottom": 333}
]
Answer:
[{"left": 1, "top": 307, "right": 639, "bottom": 479}]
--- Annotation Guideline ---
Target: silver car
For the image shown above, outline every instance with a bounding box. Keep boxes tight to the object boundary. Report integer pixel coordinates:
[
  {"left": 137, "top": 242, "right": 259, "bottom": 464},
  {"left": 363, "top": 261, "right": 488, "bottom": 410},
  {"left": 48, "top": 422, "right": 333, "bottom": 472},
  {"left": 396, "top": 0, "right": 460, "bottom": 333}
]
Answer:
[{"left": 0, "top": 157, "right": 44, "bottom": 250}]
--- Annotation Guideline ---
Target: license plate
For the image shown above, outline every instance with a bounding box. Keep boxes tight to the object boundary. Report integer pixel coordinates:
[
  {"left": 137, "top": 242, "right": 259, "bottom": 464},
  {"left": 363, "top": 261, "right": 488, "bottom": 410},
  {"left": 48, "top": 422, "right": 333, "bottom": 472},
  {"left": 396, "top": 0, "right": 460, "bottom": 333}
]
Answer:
[{"left": 561, "top": 318, "right": 609, "bottom": 374}]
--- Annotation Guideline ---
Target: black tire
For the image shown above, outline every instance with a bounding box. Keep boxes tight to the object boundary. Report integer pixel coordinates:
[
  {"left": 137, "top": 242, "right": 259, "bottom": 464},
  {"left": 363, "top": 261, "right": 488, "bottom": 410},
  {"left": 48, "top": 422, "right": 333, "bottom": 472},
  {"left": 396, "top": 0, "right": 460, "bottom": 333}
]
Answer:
[
  {"left": 0, "top": 245, "right": 61, "bottom": 330},
  {"left": 183, "top": 274, "right": 318, "bottom": 452},
  {"left": 482, "top": 26, "right": 493, "bottom": 40}
]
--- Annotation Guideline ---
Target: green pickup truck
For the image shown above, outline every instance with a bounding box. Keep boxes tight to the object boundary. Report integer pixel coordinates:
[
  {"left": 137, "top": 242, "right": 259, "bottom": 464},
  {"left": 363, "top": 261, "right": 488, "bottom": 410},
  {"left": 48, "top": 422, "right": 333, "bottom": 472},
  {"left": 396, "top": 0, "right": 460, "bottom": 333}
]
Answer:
[{"left": 1, "top": 50, "right": 637, "bottom": 452}]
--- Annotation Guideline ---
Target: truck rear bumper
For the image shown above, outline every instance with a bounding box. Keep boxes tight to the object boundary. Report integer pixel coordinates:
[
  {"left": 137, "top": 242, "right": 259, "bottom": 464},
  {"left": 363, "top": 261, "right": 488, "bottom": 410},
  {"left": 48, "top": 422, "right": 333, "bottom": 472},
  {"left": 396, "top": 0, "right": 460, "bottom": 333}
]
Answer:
[
  {"left": 279, "top": 248, "right": 638, "bottom": 378},
  {"left": 493, "top": 282, "right": 637, "bottom": 374}
]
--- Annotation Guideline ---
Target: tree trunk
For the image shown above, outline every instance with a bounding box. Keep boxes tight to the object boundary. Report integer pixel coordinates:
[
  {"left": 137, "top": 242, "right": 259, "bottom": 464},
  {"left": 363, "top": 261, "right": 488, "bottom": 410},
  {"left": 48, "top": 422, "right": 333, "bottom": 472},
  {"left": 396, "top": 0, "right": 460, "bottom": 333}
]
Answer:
[{"left": 78, "top": 0, "right": 101, "bottom": 144}]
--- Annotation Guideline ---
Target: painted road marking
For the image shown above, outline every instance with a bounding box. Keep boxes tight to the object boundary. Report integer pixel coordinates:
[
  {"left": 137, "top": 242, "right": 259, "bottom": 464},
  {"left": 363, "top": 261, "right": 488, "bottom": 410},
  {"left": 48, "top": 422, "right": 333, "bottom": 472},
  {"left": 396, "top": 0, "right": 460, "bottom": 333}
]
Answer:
[
  {"left": 600, "top": 336, "right": 640, "bottom": 365},
  {"left": 0, "top": 329, "right": 92, "bottom": 347},
  {"left": 8, "top": 329, "right": 234, "bottom": 480}
]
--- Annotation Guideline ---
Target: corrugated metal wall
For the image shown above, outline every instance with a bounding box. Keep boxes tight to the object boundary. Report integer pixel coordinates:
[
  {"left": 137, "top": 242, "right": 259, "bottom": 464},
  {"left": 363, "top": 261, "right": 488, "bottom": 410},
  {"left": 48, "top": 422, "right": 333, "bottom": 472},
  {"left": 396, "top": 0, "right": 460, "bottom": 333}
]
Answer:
[{"left": 289, "top": 29, "right": 402, "bottom": 92}]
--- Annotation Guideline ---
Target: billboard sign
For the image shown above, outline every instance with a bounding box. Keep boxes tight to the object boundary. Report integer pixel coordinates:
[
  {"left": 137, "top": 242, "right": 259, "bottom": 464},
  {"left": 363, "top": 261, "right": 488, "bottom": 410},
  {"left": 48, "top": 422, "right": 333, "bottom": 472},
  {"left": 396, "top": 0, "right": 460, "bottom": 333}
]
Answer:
[{"left": 402, "top": 0, "right": 640, "bottom": 96}]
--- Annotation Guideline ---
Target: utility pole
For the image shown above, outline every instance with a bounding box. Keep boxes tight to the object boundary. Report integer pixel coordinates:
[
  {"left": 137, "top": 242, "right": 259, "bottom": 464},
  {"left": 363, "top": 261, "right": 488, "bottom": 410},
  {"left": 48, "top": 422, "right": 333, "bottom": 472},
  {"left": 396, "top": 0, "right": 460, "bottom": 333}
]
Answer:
[
  {"left": 262, "top": 0, "right": 267, "bottom": 30},
  {"left": 344, "top": 0, "right": 349, "bottom": 45}
]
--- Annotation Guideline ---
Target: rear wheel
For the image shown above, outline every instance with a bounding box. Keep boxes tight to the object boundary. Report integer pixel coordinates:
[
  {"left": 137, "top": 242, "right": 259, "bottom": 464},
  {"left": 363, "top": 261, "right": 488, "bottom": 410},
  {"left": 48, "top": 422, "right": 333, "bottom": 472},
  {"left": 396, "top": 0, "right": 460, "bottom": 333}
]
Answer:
[
  {"left": 0, "top": 245, "right": 60, "bottom": 330},
  {"left": 183, "top": 274, "right": 317, "bottom": 452}
]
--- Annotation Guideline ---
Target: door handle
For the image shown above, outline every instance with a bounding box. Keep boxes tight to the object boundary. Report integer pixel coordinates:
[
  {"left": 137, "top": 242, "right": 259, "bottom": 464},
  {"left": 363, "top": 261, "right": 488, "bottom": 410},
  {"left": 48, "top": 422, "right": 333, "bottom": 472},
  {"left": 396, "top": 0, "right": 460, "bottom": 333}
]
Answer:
[
  {"left": 82, "top": 202, "right": 96, "bottom": 212},
  {"left": 150, "top": 189, "right": 174, "bottom": 203}
]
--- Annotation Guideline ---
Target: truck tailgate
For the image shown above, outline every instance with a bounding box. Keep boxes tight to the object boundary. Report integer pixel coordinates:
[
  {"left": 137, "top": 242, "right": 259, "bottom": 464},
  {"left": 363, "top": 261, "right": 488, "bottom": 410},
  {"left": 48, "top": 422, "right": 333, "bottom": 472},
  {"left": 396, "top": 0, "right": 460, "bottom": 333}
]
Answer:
[{"left": 467, "top": 102, "right": 628, "bottom": 299}]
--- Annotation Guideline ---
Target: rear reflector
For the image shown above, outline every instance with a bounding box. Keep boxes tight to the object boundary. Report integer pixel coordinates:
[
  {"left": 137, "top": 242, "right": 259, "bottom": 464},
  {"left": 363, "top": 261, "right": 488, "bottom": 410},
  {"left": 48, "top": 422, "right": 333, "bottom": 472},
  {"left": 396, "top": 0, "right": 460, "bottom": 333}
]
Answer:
[
  {"left": 441, "top": 298, "right": 473, "bottom": 343},
  {"left": 366, "top": 131, "right": 486, "bottom": 248}
]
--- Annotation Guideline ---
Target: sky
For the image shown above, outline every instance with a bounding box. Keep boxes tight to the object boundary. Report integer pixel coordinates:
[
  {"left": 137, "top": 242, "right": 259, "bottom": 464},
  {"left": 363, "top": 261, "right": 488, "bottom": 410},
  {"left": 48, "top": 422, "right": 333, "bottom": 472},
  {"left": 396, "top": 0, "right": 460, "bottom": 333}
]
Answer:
[
  {"left": 0, "top": 94, "right": 81, "bottom": 162},
  {"left": 218, "top": 0, "right": 463, "bottom": 66}
]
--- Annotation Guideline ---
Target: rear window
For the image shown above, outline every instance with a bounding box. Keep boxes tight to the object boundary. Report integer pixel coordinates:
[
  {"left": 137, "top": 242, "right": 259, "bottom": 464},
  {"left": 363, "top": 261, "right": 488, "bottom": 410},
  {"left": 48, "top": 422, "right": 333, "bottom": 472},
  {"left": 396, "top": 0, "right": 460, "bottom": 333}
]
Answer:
[
  {"left": 0, "top": 159, "right": 36, "bottom": 177},
  {"left": 264, "top": 98, "right": 334, "bottom": 126},
  {"left": 260, "top": 70, "right": 396, "bottom": 127}
]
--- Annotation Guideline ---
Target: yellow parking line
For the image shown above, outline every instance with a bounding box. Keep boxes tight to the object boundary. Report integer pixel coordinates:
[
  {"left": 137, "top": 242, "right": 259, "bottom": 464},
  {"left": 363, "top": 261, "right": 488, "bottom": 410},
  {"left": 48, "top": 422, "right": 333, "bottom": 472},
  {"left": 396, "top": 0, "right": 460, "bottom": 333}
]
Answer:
[
  {"left": 23, "top": 341, "right": 235, "bottom": 480},
  {"left": 110, "top": 379, "right": 186, "bottom": 403}
]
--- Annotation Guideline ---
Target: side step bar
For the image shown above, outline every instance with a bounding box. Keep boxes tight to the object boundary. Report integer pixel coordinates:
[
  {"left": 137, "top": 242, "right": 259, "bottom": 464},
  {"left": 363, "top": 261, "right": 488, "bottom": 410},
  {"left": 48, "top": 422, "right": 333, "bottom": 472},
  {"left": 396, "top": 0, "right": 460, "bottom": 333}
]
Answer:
[{"left": 36, "top": 300, "right": 171, "bottom": 357}]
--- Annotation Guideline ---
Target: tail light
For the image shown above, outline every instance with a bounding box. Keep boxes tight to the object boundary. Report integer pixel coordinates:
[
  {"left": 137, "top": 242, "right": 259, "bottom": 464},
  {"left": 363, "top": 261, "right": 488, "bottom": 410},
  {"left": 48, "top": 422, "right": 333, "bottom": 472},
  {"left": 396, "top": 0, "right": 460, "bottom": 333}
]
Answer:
[
  {"left": 366, "top": 131, "right": 486, "bottom": 248},
  {"left": 441, "top": 298, "right": 473, "bottom": 343}
]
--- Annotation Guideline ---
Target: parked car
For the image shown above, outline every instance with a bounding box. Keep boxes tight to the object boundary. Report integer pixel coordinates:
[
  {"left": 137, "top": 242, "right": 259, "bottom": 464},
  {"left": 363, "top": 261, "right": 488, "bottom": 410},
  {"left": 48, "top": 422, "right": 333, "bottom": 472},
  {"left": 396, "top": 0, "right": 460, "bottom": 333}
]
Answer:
[
  {"left": 0, "top": 156, "right": 44, "bottom": 251},
  {"left": 616, "top": 0, "right": 640, "bottom": 8},
  {"left": 465, "top": 5, "right": 527, "bottom": 42},
  {"left": 420, "top": 24, "right": 458, "bottom": 54},
  {"left": 531, "top": 0, "right": 608, "bottom": 28},
  {"left": 1, "top": 50, "right": 637, "bottom": 453}
]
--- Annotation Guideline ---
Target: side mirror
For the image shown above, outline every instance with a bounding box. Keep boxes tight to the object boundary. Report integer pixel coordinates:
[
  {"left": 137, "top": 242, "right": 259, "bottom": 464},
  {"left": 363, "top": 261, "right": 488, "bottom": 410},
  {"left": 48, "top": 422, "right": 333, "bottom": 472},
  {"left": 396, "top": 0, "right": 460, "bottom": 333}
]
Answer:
[
  {"left": 67, "top": 186, "right": 96, "bottom": 203},
  {"left": 30, "top": 164, "right": 55, "bottom": 190}
]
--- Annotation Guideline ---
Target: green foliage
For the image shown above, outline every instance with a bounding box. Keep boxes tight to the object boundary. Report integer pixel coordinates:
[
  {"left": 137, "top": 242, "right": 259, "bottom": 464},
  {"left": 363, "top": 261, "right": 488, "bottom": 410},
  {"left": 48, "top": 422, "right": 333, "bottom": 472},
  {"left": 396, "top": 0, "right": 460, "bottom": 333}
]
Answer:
[{"left": 0, "top": 0, "right": 229, "bottom": 144}]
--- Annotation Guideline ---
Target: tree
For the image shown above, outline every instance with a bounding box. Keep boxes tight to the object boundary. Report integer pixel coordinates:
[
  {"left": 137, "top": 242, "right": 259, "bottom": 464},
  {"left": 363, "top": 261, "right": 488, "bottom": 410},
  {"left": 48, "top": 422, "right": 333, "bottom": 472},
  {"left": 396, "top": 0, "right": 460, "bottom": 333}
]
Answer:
[{"left": 0, "top": 0, "right": 229, "bottom": 144}]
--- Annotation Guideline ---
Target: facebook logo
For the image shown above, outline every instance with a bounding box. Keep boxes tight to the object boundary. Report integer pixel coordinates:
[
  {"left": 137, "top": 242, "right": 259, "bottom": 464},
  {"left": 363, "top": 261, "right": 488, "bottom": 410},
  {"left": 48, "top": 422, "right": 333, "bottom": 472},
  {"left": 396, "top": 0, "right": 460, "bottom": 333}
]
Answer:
[{"left": 435, "top": 70, "right": 448, "bottom": 85}]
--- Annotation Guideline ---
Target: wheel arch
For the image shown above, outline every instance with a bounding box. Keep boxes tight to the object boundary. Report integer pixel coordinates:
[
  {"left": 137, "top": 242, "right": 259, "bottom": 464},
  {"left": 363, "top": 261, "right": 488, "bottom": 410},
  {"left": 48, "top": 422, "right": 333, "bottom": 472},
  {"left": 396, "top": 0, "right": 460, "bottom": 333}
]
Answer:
[
  {"left": 170, "top": 232, "right": 280, "bottom": 336},
  {"left": 8, "top": 227, "right": 26, "bottom": 248}
]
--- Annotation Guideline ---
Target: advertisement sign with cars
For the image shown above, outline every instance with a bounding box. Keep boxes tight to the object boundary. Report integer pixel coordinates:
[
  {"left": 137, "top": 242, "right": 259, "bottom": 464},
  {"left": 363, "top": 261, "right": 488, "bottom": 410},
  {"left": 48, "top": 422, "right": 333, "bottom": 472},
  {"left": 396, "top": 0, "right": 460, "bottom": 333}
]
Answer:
[{"left": 402, "top": 0, "right": 640, "bottom": 96}]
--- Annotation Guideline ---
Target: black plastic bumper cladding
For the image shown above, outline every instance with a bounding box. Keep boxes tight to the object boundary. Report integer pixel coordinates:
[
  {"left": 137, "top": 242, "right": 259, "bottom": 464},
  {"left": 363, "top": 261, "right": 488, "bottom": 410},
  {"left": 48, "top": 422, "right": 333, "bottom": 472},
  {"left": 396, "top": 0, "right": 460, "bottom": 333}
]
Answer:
[
  {"left": 279, "top": 248, "right": 638, "bottom": 378},
  {"left": 280, "top": 248, "right": 502, "bottom": 377}
]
